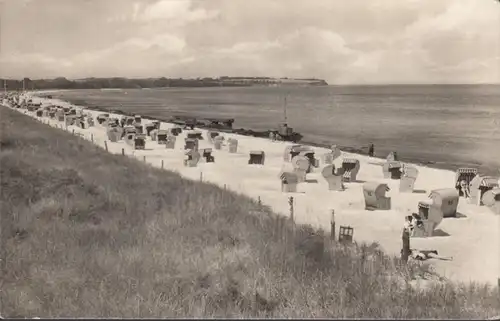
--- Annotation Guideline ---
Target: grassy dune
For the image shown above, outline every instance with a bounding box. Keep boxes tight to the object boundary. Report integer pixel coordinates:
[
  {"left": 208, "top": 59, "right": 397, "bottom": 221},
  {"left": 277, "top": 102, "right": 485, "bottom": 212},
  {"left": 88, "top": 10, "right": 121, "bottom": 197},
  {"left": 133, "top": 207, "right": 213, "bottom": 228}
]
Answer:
[{"left": 1, "top": 106, "right": 499, "bottom": 318}]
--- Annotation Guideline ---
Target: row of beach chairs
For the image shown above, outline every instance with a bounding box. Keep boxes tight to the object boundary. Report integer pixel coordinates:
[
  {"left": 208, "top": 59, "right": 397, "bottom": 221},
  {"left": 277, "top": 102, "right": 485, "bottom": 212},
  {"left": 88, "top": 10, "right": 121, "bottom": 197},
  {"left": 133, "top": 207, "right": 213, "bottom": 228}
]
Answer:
[{"left": 16, "top": 98, "right": 500, "bottom": 239}]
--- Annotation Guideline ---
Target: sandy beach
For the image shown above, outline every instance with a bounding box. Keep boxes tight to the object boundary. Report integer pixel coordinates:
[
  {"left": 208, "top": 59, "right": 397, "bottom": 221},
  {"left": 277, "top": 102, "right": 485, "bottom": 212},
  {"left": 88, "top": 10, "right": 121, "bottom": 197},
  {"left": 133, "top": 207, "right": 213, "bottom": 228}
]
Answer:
[
  {"left": 6, "top": 93, "right": 500, "bottom": 285},
  {"left": 41, "top": 85, "right": 500, "bottom": 177}
]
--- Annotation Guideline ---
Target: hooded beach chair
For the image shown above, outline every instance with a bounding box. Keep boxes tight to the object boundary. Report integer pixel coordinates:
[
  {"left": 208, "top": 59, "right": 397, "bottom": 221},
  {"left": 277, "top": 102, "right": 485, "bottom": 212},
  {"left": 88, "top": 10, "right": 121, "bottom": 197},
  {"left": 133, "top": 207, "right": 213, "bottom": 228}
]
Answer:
[
  {"left": 165, "top": 135, "right": 176, "bottom": 149},
  {"left": 469, "top": 175, "right": 499, "bottom": 206},
  {"left": 299, "top": 150, "right": 319, "bottom": 171},
  {"left": 107, "top": 127, "right": 121, "bottom": 142},
  {"left": 322, "top": 145, "right": 341, "bottom": 165},
  {"left": 125, "top": 117, "right": 135, "bottom": 126},
  {"left": 124, "top": 127, "right": 137, "bottom": 146},
  {"left": 228, "top": 138, "right": 238, "bottom": 153},
  {"left": 133, "top": 134, "right": 146, "bottom": 150},
  {"left": 86, "top": 116, "right": 95, "bottom": 127},
  {"left": 156, "top": 130, "right": 168, "bottom": 144},
  {"left": 399, "top": 165, "right": 419, "bottom": 193},
  {"left": 363, "top": 182, "right": 391, "bottom": 211},
  {"left": 383, "top": 161, "right": 403, "bottom": 179},
  {"left": 201, "top": 148, "right": 215, "bottom": 163},
  {"left": 184, "top": 149, "right": 201, "bottom": 167},
  {"left": 408, "top": 210, "right": 442, "bottom": 238},
  {"left": 207, "top": 130, "right": 220, "bottom": 143},
  {"left": 96, "top": 113, "right": 109, "bottom": 125},
  {"left": 415, "top": 198, "right": 445, "bottom": 233},
  {"left": 213, "top": 136, "right": 225, "bottom": 150},
  {"left": 280, "top": 171, "right": 299, "bottom": 193},
  {"left": 78, "top": 118, "right": 86, "bottom": 129},
  {"left": 321, "top": 164, "right": 345, "bottom": 191},
  {"left": 248, "top": 151, "right": 265, "bottom": 165},
  {"left": 482, "top": 188, "right": 500, "bottom": 214},
  {"left": 283, "top": 145, "right": 303, "bottom": 162},
  {"left": 455, "top": 168, "right": 478, "bottom": 198},
  {"left": 187, "top": 131, "right": 203, "bottom": 140},
  {"left": 133, "top": 123, "right": 143, "bottom": 134},
  {"left": 150, "top": 129, "right": 158, "bottom": 141},
  {"left": 184, "top": 138, "right": 199, "bottom": 151},
  {"left": 291, "top": 155, "right": 310, "bottom": 183},
  {"left": 428, "top": 188, "right": 459, "bottom": 218},
  {"left": 65, "top": 115, "right": 76, "bottom": 126},
  {"left": 170, "top": 126, "right": 182, "bottom": 136},
  {"left": 341, "top": 158, "right": 360, "bottom": 182},
  {"left": 387, "top": 151, "right": 399, "bottom": 162},
  {"left": 145, "top": 122, "right": 158, "bottom": 136}
]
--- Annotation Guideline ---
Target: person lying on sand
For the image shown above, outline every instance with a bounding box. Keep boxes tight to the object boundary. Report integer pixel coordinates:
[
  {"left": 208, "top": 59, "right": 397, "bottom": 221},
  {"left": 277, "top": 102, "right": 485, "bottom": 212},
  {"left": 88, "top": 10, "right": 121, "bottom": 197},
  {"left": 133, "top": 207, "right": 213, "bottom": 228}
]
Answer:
[{"left": 410, "top": 249, "right": 453, "bottom": 261}]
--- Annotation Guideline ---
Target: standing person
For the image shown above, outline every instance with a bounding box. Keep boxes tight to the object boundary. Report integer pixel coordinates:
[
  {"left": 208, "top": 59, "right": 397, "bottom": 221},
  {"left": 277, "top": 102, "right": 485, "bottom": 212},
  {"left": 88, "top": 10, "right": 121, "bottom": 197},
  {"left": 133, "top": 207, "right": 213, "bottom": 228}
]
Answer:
[
  {"left": 269, "top": 131, "right": 276, "bottom": 142},
  {"left": 368, "top": 143, "right": 375, "bottom": 157}
]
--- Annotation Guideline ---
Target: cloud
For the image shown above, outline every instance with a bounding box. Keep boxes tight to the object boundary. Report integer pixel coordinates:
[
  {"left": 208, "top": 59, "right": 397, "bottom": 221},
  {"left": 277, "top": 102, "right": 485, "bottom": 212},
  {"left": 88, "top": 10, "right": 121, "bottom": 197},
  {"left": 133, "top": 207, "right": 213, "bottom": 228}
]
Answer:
[
  {"left": 135, "top": 0, "right": 219, "bottom": 25},
  {"left": 0, "top": 0, "right": 498, "bottom": 83}
]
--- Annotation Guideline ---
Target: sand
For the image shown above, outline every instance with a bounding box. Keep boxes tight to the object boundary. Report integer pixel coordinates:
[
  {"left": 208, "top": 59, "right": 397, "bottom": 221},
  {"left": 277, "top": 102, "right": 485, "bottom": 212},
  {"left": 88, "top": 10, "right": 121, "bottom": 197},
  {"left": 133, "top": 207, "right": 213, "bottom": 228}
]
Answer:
[{"left": 5, "top": 93, "right": 500, "bottom": 285}]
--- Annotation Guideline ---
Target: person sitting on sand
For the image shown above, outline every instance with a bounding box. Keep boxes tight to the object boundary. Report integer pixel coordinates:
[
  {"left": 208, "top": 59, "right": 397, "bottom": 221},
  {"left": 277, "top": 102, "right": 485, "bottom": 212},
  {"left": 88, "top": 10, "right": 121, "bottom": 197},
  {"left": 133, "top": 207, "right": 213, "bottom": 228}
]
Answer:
[
  {"left": 269, "top": 131, "right": 276, "bottom": 142},
  {"left": 460, "top": 179, "right": 471, "bottom": 198}
]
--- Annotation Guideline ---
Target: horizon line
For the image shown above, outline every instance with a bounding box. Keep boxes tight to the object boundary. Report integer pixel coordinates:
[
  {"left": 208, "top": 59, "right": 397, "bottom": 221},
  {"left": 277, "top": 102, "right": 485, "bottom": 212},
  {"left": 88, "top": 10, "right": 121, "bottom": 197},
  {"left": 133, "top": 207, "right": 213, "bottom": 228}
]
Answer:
[{"left": 1, "top": 77, "right": 499, "bottom": 87}]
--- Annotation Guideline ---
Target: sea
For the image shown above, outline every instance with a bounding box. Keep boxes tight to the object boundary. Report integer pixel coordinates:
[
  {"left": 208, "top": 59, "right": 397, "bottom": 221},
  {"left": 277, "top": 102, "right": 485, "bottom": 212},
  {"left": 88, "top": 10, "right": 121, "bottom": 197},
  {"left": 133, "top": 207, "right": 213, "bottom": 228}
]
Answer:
[{"left": 45, "top": 84, "right": 500, "bottom": 176}]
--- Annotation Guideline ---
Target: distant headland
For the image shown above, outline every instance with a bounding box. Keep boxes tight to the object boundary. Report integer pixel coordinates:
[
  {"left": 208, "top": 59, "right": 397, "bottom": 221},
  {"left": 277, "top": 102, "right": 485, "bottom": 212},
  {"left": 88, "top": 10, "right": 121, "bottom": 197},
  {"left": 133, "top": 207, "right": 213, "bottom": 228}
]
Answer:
[{"left": 1, "top": 76, "right": 328, "bottom": 91}]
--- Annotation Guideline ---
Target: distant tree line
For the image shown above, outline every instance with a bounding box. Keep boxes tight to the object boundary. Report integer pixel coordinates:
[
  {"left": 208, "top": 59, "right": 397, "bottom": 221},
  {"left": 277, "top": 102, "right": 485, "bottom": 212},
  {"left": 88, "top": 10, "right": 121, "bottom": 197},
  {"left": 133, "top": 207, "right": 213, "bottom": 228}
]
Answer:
[
  {"left": 1, "top": 76, "right": 328, "bottom": 91},
  {"left": 0, "top": 77, "right": 250, "bottom": 91}
]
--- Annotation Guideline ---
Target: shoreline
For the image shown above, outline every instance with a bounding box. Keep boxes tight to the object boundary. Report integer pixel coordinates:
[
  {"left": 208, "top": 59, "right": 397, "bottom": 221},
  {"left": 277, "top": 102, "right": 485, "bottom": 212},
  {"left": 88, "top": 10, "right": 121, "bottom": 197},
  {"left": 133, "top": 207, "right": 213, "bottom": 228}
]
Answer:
[
  {"left": 6, "top": 92, "right": 500, "bottom": 285},
  {"left": 3, "top": 103, "right": 499, "bottom": 319},
  {"left": 33, "top": 90, "right": 498, "bottom": 177}
]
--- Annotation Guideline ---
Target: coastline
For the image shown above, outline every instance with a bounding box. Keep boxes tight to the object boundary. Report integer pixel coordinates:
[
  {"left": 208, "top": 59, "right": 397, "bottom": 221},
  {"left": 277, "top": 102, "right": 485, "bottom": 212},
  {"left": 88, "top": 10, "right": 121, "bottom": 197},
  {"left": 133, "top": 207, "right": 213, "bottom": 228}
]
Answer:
[
  {"left": 4, "top": 101, "right": 499, "bottom": 318},
  {"left": 34, "top": 89, "right": 498, "bottom": 177},
  {"left": 8, "top": 91, "right": 499, "bottom": 285}
]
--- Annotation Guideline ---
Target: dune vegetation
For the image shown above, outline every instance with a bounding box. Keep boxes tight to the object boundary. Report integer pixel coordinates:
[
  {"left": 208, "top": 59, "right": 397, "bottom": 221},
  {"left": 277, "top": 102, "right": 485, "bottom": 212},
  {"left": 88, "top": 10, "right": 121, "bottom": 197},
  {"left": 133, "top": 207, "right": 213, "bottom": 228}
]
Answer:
[{"left": 1, "top": 106, "right": 499, "bottom": 318}]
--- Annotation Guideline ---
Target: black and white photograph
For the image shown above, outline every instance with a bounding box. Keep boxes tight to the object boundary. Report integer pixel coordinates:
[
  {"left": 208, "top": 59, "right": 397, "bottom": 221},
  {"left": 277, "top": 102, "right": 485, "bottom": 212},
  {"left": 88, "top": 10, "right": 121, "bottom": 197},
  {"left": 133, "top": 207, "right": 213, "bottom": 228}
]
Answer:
[{"left": 1, "top": 0, "right": 499, "bottom": 318}]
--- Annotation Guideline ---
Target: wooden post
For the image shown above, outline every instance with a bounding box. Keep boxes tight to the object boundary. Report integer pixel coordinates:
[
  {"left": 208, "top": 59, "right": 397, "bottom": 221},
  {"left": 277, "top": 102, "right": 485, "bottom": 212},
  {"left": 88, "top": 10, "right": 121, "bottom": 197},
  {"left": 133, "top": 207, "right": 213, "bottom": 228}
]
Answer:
[
  {"left": 200, "top": 172, "right": 203, "bottom": 182},
  {"left": 91, "top": 133, "right": 94, "bottom": 143},
  {"left": 401, "top": 228, "right": 411, "bottom": 263},
  {"left": 121, "top": 148, "right": 125, "bottom": 156},
  {"left": 161, "top": 160, "right": 164, "bottom": 169},
  {"left": 258, "top": 196, "right": 261, "bottom": 207},
  {"left": 330, "top": 209, "right": 336, "bottom": 241},
  {"left": 104, "top": 140, "right": 108, "bottom": 152},
  {"left": 224, "top": 184, "right": 226, "bottom": 190},
  {"left": 143, "top": 155, "right": 146, "bottom": 162},
  {"left": 72, "top": 129, "right": 75, "bottom": 135},
  {"left": 289, "top": 196, "right": 294, "bottom": 222}
]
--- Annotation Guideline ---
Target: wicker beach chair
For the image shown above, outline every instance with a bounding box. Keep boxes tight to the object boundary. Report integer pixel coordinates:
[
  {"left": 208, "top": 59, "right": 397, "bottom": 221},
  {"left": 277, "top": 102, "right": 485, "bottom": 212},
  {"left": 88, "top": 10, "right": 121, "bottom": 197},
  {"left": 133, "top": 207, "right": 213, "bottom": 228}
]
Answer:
[
  {"left": 341, "top": 158, "right": 360, "bottom": 182},
  {"left": 280, "top": 171, "right": 299, "bottom": 193},
  {"left": 363, "top": 182, "right": 391, "bottom": 210},
  {"left": 383, "top": 161, "right": 403, "bottom": 179},
  {"left": 321, "top": 164, "right": 345, "bottom": 191},
  {"left": 455, "top": 168, "right": 478, "bottom": 197},
  {"left": 248, "top": 151, "right": 265, "bottom": 165},
  {"left": 469, "top": 175, "right": 499, "bottom": 206}
]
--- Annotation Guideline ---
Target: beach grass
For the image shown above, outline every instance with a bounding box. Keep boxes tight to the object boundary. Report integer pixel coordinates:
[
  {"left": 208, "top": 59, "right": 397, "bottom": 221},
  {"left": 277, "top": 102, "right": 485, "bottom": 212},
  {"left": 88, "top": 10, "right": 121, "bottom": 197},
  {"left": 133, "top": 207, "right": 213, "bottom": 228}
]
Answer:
[{"left": 1, "top": 106, "right": 499, "bottom": 318}]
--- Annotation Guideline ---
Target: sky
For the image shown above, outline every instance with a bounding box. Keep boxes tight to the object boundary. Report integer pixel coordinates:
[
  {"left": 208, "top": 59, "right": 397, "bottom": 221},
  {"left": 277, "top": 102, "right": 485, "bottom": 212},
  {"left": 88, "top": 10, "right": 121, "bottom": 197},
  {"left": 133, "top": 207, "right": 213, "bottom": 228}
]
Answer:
[{"left": 0, "top": 0, "right": 499, "bottom": 84}]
